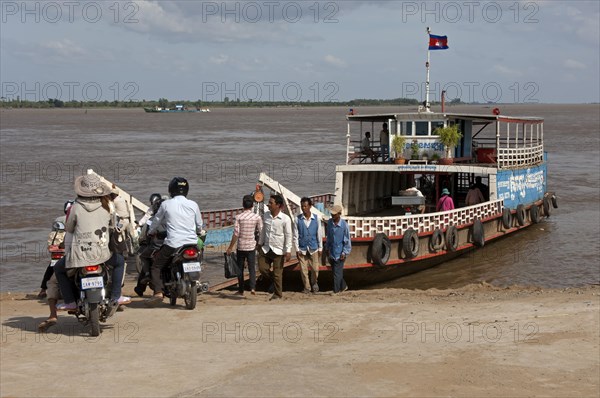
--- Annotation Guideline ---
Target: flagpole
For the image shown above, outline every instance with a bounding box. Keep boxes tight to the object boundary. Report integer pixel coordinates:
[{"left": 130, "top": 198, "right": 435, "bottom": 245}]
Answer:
[{"left": 425, "top": 26, "right": 431, "bottom": 113}]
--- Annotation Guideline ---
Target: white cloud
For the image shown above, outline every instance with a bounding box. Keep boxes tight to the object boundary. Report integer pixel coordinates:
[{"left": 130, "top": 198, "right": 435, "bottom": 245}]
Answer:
[
  {"left": 209, "top": 54, "right": 230, "bottom": 65},
  {"left": 324, "top": 55, "right": 347, "bottom": 68},
  {"left": 564, "top": 59, "right": 586, "bottom": 70},
  {"left": 492, "top": 65, "right": 523, "bottom": 77}
]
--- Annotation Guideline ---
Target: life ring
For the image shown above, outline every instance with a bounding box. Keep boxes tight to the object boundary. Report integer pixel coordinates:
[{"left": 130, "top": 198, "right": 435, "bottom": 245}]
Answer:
[
  {"left": 543, "top": 196, "right": 552, "bottom": 217},
  {"left": 253, "top": 184, "right": 264, "bottom": 202},
  {"left": 530, "top": 205, "right": 541, "bottom": 224},
  {"left": 371, "top": 233, "right": 391, "bottom": 266},
  {"left": 551, "top": 194, "right": 558, "bottom": 209},
  {"left": 472, "top": 219, "right": 485, "bottom": 247},
  {"left": 445, "top": 226, "right": 458, "bottom": 252},
  {"left": 429, "top": 228, "right": 444, "bottom": 252},
  {"left": 402, "top": 228, "right": 419, "bottom": 259},
  {"left": 502, "top": 207, "right": 512, "bottom": 229},
  {"left": 516, "top": 204, "right": 526, "bottom": 226}
]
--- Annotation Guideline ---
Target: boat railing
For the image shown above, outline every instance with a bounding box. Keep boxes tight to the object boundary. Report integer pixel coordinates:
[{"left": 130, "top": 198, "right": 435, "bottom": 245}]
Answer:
[
  {"left": 202, "top": 192, "right": 335, "bottom": 229},
  {"left": 345, "top": 199, "right": 503, "bottom": 238},
  {"left": 497, "top": 144, "right": 544, "bottom": 168}
]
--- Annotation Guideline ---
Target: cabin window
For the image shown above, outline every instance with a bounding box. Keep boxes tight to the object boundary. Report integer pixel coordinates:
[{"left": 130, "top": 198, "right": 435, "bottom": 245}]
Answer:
[
  {"left": 415, "top": 122, "right": 429, "bottom": 136},
  {"left": 432, "top": 121, "right": 445, "bottom": 134}
]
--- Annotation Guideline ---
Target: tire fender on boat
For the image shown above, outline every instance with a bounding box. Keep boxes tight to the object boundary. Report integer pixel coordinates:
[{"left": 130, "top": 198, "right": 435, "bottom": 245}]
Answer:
[
  {"left": 429, "top": 228, "right": 444, "bottom": 252},
  {"left": 445, "top": 226, "right": 459, "bottom": 252},
  {"left": 516, "top": 204, "right": 526, "bottom": 226},
  {"left": 502, "top": 207, "right": 512, "bottom": 229},
  {"left": 472, "top": 218, "right": 485, "bottom": 247},
  {"left": 543, "top": 196, "right": 552, "bottom": 217},
  {"left": 551, "top": 194, "right": 558, "bottom": 209},
  {"left": 530, "top": 204, "right": 541, "bottom": 224},
  {"left": 402, "top": 228, "right": 419, "bottom": 259},
  {"left": 371, "top": 233, "right": 391, "bottom": 266}
]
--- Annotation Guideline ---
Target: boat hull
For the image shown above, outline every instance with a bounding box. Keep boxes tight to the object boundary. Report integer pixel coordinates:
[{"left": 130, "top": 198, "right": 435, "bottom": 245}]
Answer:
[{"left": 283, "top": 197, "right": 552, "bottom": 288}]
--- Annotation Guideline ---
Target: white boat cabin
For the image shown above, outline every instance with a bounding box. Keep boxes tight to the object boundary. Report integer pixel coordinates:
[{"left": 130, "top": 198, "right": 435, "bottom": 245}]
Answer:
[{"left": 337, "top": 111, "right": 545, "bottom": 219}]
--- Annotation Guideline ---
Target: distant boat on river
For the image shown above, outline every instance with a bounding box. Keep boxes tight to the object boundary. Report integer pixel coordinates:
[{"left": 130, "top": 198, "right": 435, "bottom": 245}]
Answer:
[{"left": 144, "top": 105, "right": 210, "bottom": 113}]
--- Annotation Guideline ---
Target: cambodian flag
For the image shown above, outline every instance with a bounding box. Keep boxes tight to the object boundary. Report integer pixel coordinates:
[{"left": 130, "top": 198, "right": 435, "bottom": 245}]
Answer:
[{"left": 429, "top": 34, "right": 449, "bottom": 50}]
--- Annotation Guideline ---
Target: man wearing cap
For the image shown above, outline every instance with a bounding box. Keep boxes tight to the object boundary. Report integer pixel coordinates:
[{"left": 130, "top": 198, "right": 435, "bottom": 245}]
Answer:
[
  {"left": 436, "top": 188, "right": 455, "bottom": 212},
  {"left": 325, "top": 204, "right": 351, "bottom": 294},
  {"left": 54, "top": 174, "right": 128, "bottom": 313},
  {"left": 258, "top": 194, "right": 292, "bottom": 300}
]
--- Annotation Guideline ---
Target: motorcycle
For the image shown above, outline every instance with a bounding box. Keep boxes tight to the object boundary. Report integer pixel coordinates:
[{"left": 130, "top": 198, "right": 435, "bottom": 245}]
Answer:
[
  {"left": 68, "top": 263, "right": 117, "bottom": 336},
  {"left": 161, "top": 243, "right": 208, "bottom": 310},
  {"left": 48, "top": 245, "right": 65, "bottom": 266}
]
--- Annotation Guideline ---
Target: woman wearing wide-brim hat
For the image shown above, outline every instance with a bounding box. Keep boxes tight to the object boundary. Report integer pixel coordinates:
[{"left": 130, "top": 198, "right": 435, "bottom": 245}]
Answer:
[{"left": 54, "top": 174, "right": 130, "bottom": 313}]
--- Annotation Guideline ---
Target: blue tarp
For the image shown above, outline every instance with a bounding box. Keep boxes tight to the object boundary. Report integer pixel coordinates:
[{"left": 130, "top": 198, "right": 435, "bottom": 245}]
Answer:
[{"left": 204, "top": 226, "right": 234, "bottom": 247}]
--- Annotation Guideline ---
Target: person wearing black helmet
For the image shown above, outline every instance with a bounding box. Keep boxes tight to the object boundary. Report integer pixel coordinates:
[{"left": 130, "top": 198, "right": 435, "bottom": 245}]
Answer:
[
  {"left": 146, "top": 177, "right": 203, "bottom": 305},
  {"left": 134, "top": 194, "right": 167, "bottom": 297},
  {"left": 136, "top": 193, "right": 162, "bottom": 227}
]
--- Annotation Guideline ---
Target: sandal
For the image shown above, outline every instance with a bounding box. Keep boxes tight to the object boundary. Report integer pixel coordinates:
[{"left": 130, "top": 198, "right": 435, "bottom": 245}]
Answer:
[
  {"left": 144, "top": 294, "right": 164, "bottom": 307},
  {"left": 37, "top": 318, "right": 57, "bottom": 332}
]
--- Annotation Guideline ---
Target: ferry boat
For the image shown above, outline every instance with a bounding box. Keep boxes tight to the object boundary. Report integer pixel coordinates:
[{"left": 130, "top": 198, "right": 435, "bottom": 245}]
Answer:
[
  {"left": 252, "top": 106, "right": 558, "bottom": 287},
  {"left": 88, "top": 104, "right": 558, "bottom": 290}
]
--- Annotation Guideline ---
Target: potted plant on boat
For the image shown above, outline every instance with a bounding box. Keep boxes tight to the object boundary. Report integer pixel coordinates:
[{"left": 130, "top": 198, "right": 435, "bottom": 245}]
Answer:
[
  {"left": 410, "top": 140, "right": 420, "bottom": 160},
  {"left": 392, "top": 135, "right": 407, "bottom": 164},
  {"left": 435, "top": 125, "right": 462, "bottom": 165}
]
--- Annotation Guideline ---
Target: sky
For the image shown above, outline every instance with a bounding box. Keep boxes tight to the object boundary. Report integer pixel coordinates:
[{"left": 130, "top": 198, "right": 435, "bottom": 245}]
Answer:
[{"left": 1, "top": 0, "right": 599, "bottom": 103}]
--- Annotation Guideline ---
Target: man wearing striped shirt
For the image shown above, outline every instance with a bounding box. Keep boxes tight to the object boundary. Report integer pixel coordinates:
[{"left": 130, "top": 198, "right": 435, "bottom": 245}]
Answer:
[{"left": 226, "top": 195, "right": 263, "bottom": 296}]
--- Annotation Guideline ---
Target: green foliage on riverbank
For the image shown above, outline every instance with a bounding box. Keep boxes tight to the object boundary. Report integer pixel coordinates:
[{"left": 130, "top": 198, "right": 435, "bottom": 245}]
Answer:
[{"left": 0, "top": 97, "right": 427, "bottom": 109}]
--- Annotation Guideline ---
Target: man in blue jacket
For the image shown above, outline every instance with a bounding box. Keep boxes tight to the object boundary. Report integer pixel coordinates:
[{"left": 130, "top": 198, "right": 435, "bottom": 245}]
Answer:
[
  {"left": 294, "top": 197, "right": 323, "bottom": 294},
  {"left": 325, "top": 204, "right": 351, "bottom": 294}
]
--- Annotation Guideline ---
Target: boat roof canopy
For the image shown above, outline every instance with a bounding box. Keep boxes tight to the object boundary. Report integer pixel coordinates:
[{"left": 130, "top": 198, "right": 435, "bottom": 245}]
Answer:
[{"left": 346, "top": 112, "right": 543, "bottom": 124}]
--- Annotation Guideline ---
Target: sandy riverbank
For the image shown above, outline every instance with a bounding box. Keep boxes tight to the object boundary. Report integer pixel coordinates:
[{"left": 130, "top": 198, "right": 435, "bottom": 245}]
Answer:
[{"left": 1, "top": 284, "right": 599, "bottom": 397}]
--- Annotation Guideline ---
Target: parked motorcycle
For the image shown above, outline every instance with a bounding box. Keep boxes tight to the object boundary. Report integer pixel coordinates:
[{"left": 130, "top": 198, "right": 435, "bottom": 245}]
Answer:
[{"left": 162, "top": 243, "right": 208, "bottom": 310}]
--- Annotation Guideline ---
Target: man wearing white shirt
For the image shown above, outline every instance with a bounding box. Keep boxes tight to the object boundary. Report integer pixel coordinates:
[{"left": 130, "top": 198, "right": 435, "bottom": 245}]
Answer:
[
  {"left": 146, "top": 177, "right": 203, "bottom": 305},
  {"left": 258, "top": 194, "right": 292, "bottom": 300}
]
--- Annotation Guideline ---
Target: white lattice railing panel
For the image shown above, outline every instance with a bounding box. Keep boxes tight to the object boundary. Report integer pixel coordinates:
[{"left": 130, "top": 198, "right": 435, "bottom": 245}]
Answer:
[
  {"left": 347, "top": 200, "right": 504, "bottom": 238},
  {"left": 497, "top": 145, "right": 544, "bottom": 169}
]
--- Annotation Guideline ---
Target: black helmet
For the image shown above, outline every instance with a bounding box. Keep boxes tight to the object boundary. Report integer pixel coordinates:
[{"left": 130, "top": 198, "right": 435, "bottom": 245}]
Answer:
[
  {"left": 64, "top": 200, "right": 74, "bottom": 214},
  {"left": 168, "top": 177, "right": 189, "bottom": 197},
  {"left": 149, "top": 193, "right": 162, "bottom": 206},
  {"left": 151, "top": 197, "right": 163, "bottom": 213}
]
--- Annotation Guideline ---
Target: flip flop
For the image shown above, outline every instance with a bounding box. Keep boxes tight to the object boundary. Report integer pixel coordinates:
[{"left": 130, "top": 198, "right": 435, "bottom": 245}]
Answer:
[
  {"left": 38, "top": 319, "right": 57, "bottom": 332},
  {"left": 144, "top": 295, "right": 164, "bottom": 307}
]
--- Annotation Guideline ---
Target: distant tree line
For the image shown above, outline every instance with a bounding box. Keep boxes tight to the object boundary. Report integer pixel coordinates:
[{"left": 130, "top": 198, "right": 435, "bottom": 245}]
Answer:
[{"left": 0, "top": 97, "right": 461, "bottom": 109}]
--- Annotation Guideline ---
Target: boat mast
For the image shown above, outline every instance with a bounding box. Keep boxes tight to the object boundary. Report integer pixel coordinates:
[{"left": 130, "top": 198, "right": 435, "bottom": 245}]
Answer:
[{"left": 425, "top": 26, "right": 432, "bottom": 113}]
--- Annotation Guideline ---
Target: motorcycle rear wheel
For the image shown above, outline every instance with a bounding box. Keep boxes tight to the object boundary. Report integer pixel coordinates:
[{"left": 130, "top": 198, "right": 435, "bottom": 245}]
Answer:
[
  {"left": 184, "top": 277, "right": 197, "bottom": 310},
  {"left": 89, "top": 303, "right": 101, "bottom": 336}
]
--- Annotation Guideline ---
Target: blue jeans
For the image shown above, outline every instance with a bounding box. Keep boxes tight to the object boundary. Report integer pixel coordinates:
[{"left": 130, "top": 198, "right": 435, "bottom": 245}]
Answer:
[
  {"left": 328, "top": 257, "right": 347, "bottom": 293},
  {"left": 55, "top": 253, "right": 124, "bottom": 303},
  {"left": 237, "top": 250, "right": 256, "bottom": 292}
]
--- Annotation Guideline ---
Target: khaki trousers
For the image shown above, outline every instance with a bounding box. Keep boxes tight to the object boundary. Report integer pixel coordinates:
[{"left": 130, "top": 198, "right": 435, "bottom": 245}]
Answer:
[
  {"left": 258, "top": 249, "right": 284, "bottom": 298},
  {"left": 298, "top": 251, "right": 320, "bottom": 290}
]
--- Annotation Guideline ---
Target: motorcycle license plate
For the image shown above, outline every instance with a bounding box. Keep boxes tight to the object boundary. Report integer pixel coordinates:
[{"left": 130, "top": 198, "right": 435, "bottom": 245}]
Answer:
[
  {"left": 183, "top": 262, "right": 201, "bottom": 273},
  {"left": 81, "top": 276, "right": 104, "bottom": 290}
]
